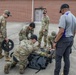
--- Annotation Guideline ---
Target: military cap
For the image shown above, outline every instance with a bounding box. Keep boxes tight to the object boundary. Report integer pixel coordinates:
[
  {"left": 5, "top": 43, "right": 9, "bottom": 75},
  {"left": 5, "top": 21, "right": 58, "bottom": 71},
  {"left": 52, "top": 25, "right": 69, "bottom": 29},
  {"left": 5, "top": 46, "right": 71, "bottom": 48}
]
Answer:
[
  {"left": 51, "top": 31, "right": 56, "bottom": 38},
  {"left": 59, "top": 4, "right": 69, "bottom": 13},
  {"left": 31, "top": 34, "right": 37, "bottom": 41},
  {"left": 4, "top": 10, "right": 12, "bottom": 16}
]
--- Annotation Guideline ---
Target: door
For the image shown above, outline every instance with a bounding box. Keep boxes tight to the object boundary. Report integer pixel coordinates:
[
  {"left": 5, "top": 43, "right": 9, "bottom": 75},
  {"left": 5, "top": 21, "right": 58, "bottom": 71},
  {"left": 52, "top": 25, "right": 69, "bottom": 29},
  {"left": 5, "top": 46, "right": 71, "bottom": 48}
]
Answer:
[{"left": 34, "top": 8, "right": 44, "bottom": 22}]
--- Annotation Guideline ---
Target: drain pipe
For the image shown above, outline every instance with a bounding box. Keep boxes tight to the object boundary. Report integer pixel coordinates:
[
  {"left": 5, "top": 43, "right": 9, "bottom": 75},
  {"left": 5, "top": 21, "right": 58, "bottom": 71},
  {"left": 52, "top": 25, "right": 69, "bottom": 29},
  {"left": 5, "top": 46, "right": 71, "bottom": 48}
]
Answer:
[{"left": 31, "top": 0, "right": 34, "bottom": 22}]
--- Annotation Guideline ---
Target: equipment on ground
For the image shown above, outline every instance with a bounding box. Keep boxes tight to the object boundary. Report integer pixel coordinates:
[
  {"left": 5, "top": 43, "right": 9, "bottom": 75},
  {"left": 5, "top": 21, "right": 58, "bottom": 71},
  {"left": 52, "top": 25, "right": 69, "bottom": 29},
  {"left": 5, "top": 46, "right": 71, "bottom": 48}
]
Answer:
[{"left": 1, "top": 39, "right": 14, "bottom": 52}]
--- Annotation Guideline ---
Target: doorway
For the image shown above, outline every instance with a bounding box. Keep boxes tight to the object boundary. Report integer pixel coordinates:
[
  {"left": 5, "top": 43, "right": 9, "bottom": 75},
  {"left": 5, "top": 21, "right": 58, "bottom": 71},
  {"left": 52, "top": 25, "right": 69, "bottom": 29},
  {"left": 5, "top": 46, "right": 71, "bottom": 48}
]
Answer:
[{"left": 34, "top": 8, "right": 45, "bottom": 22}]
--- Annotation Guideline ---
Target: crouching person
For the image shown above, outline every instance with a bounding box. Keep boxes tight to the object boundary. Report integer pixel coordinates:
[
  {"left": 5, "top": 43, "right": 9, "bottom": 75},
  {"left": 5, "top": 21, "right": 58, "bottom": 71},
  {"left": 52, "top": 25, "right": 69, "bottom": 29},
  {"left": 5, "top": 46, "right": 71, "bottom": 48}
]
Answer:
[
  {"left": 48, "top": 31, "right": 56, "bottom": 49},
  {"left": 4, "top": 34, "right": 39, "bottom": 74},
  {"left": 47, "top": 31, "right": 56, "bottom": 59}
]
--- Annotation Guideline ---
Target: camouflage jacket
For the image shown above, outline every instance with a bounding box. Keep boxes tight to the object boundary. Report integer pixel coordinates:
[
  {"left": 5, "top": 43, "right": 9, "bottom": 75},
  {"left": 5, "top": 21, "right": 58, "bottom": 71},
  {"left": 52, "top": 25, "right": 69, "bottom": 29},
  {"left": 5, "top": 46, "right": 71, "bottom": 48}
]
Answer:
[
  {"left": 48, "top": 35, "right": 56, "bottom": 48},
  {"left": 41, "top": 15, "right": 50, "bottom": 31},
  {"left": 13, "top": 40, "right": 39, "bottom": 61},
  {"left": 0, "top": 15, "right": 7, "bottom": 39},
  {"left": 19, "top": 26, "right": 34, "bottom": 41}
]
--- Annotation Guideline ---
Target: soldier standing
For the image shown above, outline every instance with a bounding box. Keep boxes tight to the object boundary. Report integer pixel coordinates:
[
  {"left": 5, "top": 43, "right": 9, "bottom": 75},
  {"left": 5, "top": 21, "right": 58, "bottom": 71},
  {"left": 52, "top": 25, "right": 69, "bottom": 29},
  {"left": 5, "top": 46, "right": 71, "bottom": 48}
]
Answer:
[
  {"left": 0, "top": 10, "right": 12, "bottom": 61},
  {"left": 4, "top": 34, "right": 39, "bottom": 74},
  {"left": 19, "top": 22, "right": 35, "bottom": 41},
  {"left": 38, "top": 10, "right": 50, "bottom": 48}
]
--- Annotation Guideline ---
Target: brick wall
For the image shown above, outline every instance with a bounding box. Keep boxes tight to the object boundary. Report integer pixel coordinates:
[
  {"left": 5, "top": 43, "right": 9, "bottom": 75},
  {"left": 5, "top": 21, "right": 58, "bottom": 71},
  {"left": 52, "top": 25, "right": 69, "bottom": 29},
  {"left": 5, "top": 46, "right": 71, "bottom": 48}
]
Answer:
[
  {"left": 0, "top": 0, "right": 76, "bottom": 23},
  {"left": 0, "top": 0, "right": 32, "bottom": 22},
  {"left": 34, "top": 0, "right": 76, "bottom": 23}
]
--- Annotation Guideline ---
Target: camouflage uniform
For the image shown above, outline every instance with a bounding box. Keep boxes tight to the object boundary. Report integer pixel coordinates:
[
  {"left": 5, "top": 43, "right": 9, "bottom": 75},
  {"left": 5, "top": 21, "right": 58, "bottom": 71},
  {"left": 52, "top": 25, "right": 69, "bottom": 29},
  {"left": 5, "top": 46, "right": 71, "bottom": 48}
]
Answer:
[
  {"left": 38, "top": 15, "right": 50, "bottom": 47},
  {"left": 0, "top": 15, "right": 9, "bottom": 58},
  {"left": 4, "top": 39, "right": 39, "bottom": 74},
  {"left": 48, "top": 31, "right": 56, "bottom": 49},
  {"left": 19, "top": 26, "right": 34, "bottom": 41},
  {"left": 48, "top": 31, "right": 56, "bottom": 59}
]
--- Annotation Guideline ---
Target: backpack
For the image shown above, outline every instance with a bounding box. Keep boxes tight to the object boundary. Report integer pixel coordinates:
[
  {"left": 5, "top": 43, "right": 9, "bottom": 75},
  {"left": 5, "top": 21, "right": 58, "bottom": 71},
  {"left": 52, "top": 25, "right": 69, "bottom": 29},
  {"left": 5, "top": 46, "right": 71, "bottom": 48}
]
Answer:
[{"left": 28, "top": 52, "right": 52, "bottom": 73}]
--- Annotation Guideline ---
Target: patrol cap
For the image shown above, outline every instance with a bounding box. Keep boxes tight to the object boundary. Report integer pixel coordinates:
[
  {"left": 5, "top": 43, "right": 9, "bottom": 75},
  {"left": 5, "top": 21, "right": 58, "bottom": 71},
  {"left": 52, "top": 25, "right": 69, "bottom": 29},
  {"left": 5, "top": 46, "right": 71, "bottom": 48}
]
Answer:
[
  {"left": 29, "top": 22, "right": 35, "bottom": 28},
  {"left": 51, "top": 31, "right": 56, "bottom": 38},
  {"left": 4, "top": 10, "right": 12, "bottom": 16},
  {"left": 59, "top": 4, "right": 69, "bottom": 13},
  {"left": 31, "top": 34, "right": 37, "bottom": 41}
]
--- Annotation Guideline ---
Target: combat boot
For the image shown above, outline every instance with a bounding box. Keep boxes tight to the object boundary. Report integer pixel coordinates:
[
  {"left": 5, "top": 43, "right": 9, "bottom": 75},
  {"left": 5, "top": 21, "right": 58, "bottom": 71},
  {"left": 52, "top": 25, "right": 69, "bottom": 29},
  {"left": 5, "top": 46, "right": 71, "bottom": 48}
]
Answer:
[
  {"left": 5, "top": 56, "right": 10, "bottom": 61},
  {"left": 19, "top": 65, "right": 25, "bottom": 74},
  {"left": 0, "top": 54, "right": 4, "bottom": 59},
  {"left": 4, "top": 64, "right": 10, "bottom": 74}
]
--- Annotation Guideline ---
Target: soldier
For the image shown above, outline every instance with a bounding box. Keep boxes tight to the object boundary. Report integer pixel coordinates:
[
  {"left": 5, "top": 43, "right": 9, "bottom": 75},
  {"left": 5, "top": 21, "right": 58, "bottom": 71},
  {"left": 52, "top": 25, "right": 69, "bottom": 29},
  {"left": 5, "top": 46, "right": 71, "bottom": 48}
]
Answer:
[
  {"left": 38, "top": 10, "right": 50, "bottom": 48},
  {"left": 0, "top": 10, "right": 12, "bottom": 61},
  {"left": 4, "top": 34, "right": 39, "bottom": 74},
  {"left": 19, "top": 22, "right": 35, "bottom": 41},
  {"left": 47, "top": 31, "right": 56, "bottom": 59},
  {"left": 48, "top": 31, "right": 56, "bottom": 49}
]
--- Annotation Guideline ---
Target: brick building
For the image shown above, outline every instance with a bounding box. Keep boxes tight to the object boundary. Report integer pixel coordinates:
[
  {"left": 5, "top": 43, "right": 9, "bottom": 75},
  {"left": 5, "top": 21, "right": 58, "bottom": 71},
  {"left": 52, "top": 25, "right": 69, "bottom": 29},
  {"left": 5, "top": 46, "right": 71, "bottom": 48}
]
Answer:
[{"left": 0, "top": 0, "right": 76, "bottom": 23}]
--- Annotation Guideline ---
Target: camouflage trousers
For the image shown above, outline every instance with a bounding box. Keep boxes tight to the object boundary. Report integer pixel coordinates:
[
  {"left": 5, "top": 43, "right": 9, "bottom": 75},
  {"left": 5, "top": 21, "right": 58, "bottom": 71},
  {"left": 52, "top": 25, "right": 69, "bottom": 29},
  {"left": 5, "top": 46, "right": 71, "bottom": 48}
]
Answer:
[
  {"left": 38, "top": 30, "right": 48, "bottom": 47},
  {"left": 0, "top": 42, "right": 9, "bottom": 57},
  {"left": 6, "top": 54, "right": 29, "bottom": 69}
]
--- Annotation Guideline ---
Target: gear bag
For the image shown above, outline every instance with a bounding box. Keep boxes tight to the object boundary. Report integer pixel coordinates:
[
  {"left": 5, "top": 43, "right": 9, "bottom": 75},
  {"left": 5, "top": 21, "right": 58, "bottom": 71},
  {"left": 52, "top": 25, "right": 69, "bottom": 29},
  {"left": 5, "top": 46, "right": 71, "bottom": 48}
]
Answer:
[{"left": 28, "top": 52, "right": 52, "bottom": 73}]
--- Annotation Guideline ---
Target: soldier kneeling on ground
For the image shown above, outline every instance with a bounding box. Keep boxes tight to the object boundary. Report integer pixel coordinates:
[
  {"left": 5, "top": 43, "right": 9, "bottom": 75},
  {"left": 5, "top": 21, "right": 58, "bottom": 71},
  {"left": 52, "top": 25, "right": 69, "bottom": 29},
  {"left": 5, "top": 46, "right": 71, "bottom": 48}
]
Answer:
[{"left": 4, "top": 34, "right": 39, "bottom": 74}]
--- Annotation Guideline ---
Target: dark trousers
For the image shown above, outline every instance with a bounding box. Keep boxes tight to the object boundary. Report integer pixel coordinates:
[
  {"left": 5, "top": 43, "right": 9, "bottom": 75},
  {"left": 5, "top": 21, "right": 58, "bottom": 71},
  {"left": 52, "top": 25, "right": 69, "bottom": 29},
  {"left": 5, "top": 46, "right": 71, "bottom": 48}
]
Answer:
[{"left": 54, "top": 37, "right": 73, "bottom": 75}]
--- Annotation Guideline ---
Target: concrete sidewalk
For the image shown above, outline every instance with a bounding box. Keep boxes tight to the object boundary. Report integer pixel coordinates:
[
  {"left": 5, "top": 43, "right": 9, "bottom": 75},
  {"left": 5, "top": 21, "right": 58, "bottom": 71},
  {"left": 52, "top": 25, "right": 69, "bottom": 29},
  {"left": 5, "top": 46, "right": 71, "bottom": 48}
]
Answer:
[{"left": 0, "top": 22, "right": 76, "bottom": 75}]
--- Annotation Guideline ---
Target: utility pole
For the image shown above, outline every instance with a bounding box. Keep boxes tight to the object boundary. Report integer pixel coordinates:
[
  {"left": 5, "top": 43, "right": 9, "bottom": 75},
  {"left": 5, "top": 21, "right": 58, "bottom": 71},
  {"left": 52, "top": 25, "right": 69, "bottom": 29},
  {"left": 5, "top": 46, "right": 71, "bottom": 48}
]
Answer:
[{"left": 32, "top": 0, "right": 34, "bottom": 22}]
